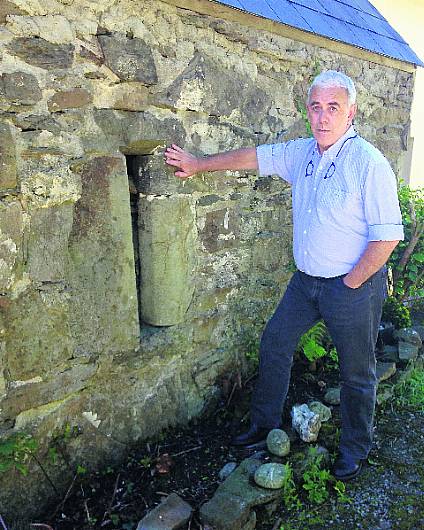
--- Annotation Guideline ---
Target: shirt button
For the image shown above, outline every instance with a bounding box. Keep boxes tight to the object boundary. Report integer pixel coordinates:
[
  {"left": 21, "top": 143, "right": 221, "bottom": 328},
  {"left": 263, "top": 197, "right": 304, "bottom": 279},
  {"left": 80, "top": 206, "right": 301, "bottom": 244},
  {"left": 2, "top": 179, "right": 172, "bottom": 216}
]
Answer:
[
  {"left": 308, "top": 209, "right": 312, "bottom": 213},
  {"left": 313, "top": 187, "right": 317, "bottom": 191},
  {"left": 304, "top": 250, "right": 307, "bottom": 255},
  {"left": 303, "top": 230, "right": 307, "bottom": 234}
]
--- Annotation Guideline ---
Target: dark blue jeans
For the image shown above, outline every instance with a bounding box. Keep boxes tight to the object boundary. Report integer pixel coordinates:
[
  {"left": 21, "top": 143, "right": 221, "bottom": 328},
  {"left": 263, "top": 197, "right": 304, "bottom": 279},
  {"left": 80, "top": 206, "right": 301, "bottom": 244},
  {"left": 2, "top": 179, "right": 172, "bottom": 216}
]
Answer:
[{"left": 251, "top": 268, "right": 386, "bottom": 460}]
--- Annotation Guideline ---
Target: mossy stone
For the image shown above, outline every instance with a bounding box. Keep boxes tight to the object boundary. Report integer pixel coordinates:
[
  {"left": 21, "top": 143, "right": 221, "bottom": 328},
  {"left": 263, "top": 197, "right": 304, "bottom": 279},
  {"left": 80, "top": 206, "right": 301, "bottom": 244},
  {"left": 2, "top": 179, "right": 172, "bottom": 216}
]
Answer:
[
  {"left": 266, "top": 428, "right": 290, "bottom": 457},
  {"left": 308, "top": 401, "right": 332, "bottom": 422},
  {"left": 254, "top": 463, "right": 289, "bottom": 489}
]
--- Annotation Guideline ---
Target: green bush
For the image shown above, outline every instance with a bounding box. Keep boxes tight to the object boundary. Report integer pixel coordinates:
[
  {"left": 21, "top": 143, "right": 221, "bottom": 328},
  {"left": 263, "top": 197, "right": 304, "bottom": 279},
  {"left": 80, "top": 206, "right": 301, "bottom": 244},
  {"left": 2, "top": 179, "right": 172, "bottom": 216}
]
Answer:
[
  {"left": 389, "top": 184, "right": 424, "bottom": 306},
  {"left": 394, "top": 369, "right": 424, "bottom": 411},
  {"left": 382, "top": 296, "right": 412, "bottom": 329}
]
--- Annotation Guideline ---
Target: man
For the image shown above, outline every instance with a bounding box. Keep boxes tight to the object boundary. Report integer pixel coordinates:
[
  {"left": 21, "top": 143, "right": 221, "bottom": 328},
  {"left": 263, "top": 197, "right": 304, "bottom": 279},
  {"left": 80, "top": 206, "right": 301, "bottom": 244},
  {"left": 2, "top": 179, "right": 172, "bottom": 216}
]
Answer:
[{"left": 165, "top": 70, "right": 403, "bottom": 481}]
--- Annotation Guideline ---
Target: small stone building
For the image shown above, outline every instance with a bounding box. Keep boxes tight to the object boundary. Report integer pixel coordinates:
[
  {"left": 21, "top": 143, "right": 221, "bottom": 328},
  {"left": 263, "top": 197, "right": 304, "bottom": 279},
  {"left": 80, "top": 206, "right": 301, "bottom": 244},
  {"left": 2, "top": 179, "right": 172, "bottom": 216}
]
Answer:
[{"left": 0, "top": 0, "right": 421, "bottom": 519}]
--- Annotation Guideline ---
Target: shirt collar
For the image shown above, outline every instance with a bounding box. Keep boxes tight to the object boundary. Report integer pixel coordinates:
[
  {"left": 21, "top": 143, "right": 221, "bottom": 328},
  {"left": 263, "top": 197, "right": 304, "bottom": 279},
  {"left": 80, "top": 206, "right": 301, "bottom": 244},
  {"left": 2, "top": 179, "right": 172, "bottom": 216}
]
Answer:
[{"left": 314, "top": 125, "right": 357, "bottom": 161}]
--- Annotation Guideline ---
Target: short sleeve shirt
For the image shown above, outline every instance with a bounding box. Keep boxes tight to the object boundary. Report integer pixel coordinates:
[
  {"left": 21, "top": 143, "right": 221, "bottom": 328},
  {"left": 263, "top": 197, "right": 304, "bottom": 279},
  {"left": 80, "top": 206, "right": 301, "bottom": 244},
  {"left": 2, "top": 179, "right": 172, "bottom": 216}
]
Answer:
[{"left": 256, "top": 126, "right": 404, "bottom": 278}]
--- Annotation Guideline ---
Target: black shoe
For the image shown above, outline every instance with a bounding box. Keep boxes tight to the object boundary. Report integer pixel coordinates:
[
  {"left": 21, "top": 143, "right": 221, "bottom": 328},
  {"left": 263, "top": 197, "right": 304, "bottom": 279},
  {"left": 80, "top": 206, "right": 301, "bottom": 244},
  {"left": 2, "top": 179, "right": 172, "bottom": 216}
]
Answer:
[
  {"left": 332, "top": 455, "right": 364, "bottom": 481},
  {"left": 230, "top": 424, "right": 271, "bottom": 447}
]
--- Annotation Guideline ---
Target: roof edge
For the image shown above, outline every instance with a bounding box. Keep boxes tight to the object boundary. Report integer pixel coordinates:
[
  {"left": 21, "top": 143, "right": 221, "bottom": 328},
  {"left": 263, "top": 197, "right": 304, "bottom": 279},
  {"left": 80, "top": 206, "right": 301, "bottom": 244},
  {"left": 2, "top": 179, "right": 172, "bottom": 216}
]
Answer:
[{"left": 161, "top": 0, "right": 416, "bottom": 73}]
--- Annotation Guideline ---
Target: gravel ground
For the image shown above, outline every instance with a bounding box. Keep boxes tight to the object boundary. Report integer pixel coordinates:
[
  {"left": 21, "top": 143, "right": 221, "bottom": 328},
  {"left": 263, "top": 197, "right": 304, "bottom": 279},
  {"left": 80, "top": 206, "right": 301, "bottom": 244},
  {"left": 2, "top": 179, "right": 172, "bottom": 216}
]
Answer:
[{"left": 265, "top": 406, "right": 424, "bottom": 530}]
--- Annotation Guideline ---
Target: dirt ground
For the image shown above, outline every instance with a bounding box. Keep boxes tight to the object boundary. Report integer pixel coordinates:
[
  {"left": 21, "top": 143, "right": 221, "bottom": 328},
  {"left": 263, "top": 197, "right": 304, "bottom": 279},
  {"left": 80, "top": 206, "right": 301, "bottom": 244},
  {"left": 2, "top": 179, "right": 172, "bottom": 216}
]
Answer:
[{"left": 26, "top": 350, "right": 423, "bottom": 530}]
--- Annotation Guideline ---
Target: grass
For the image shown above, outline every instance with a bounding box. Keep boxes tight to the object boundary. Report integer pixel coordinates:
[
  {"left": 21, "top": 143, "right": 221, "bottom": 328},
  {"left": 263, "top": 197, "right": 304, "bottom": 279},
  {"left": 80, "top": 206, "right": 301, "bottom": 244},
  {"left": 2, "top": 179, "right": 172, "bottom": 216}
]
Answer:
[{"left": 393, "top": 367, "right": 424, "bottom": 411}]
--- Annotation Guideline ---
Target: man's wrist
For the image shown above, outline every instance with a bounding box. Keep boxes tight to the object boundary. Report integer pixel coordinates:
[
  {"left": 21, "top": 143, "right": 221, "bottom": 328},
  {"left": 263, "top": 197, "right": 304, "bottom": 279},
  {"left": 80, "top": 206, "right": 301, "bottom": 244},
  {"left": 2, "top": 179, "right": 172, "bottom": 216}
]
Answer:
[
  {"left": 196, "top": 155, "right": 209, "bottom": 173},
  {"left": 343, "top": 273, "right": 362, "bottom": 289}
]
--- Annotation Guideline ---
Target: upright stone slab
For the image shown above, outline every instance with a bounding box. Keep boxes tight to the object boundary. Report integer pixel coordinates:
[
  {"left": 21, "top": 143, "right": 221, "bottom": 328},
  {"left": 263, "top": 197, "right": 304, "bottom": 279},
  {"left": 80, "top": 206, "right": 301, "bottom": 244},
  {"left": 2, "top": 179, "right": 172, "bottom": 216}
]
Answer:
[
  {"left": 0, "top": 123, "right": 17, "bottom": 190},
  {"left": 0, "top": 201, "right": 23, "bottom": 291},
  {"left": 67, "top": 156, "right": 139, "bottom": 353},
  {"left": 138, "top": 194, "right": 197, "bottom": 326},
  {"left": 27, "top": 204, "right": 74, "bottom": 283}
]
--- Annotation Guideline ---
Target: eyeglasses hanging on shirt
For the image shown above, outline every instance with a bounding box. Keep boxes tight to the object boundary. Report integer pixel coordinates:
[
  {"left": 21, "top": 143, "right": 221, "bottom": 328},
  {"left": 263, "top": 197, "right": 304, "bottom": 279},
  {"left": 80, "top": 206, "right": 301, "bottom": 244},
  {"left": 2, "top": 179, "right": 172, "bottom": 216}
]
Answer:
[{"left": 304, "top": 135, "right": 358, "bottom": 179}]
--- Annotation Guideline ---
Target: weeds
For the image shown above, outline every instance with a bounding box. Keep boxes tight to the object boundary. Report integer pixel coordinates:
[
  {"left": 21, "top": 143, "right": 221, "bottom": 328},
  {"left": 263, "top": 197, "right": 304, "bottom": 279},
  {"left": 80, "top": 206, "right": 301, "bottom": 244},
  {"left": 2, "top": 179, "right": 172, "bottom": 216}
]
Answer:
[
  {"left": 281, "top": 464, "right": 302, "bottom": 511},
  {"left": 394, "top": 368, "right": 424, "bottom": 411},
  {"left": 302, "top": 462, "right": 331, "bottom": 504}
]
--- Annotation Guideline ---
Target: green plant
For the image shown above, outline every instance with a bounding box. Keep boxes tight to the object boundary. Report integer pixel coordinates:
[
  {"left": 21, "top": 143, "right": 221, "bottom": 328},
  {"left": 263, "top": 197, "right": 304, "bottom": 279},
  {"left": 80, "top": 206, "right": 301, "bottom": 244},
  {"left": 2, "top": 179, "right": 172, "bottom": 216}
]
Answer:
[
  {"left": 0, "top": 432, "right": 58, "bottom": 494},
  {"left": 328, "top": 346, "right": 339, "bottom": 369},
  {"left": 298, "top": 321, "right": 328, "bottom": 363},
  {"left": 295, "top": 98, "right": 312, "bottom": 136},
  {"left": 245, "top": 347, "right": 259, "bottom": 370},
  {"left": 388, "top": 183, "right": 424, "bottom": 306},
  {"left": 333, "top": 479, "right": 351, "bottom": 503},
  {"left": 382, "top": 296, "right": 412, "bottom": 329},
  {"left": 394, "top": 369, "right": 424, "bottom": 411},
  {"left": 139, "top": 456, "right": 152, "bottom": 468},
  {"left": 0, "top": 433, "right": 38, "bottom": 476},
  {"left": 281, "top": 463, "right": 302, "bottom": 511},
  {"left": 302, "top": 457, "right": 331, "bottom": 504}
]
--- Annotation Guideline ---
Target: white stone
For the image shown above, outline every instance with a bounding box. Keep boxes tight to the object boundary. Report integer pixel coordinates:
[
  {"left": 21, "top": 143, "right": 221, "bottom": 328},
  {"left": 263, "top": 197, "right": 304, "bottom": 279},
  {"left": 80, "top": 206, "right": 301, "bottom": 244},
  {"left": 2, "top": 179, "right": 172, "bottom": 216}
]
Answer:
[{"left": 291, "top": 404, "right": 322, "bottom": 443}]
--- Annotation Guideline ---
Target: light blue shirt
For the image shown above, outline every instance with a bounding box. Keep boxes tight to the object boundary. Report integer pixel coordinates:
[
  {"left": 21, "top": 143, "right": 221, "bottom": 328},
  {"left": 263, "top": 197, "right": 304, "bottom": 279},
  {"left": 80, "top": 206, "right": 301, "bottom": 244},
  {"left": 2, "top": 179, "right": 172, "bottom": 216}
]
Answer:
[{"left": 256, "top": 126, "right": 404, "bottom": 278}]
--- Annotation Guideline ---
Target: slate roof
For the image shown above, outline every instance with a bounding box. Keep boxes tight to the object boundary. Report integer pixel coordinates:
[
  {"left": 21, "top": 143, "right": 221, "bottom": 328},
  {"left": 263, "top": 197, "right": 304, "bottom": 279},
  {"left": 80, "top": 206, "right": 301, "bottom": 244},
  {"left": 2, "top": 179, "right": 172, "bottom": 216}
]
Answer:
[{"left": 214, "top": 0, "right": 424, "bottom": 67}]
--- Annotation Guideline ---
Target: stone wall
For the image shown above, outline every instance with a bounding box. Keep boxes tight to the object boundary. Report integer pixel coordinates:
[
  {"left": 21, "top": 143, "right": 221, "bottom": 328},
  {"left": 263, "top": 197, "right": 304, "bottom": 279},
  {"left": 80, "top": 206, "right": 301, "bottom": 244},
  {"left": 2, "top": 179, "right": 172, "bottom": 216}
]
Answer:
[{"left": 0, "top": 0, "right": 414, "bottom": 519}]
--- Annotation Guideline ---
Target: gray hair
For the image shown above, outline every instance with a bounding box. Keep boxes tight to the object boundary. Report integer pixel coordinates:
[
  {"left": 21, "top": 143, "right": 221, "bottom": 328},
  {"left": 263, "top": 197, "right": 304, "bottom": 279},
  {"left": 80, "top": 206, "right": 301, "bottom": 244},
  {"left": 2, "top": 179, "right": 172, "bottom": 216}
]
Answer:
[{"left": 308, "top": 70, "right": 357, "bottom": 105}]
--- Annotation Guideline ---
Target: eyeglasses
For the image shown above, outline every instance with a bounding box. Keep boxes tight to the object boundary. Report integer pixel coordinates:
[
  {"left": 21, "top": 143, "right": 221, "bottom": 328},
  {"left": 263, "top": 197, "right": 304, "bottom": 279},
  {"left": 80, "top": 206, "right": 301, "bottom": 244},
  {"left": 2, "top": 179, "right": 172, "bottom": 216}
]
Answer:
[
  {"left": 304, "top": 134, "right": 358, "bottom": 180},
  {"left": 304, "top": 160, "right": 336, "bottom": 179}
]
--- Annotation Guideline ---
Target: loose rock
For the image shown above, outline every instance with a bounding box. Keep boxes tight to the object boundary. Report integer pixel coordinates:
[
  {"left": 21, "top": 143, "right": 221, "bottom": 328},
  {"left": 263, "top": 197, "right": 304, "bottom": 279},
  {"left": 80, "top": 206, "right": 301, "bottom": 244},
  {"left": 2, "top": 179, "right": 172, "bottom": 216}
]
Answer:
[
  {"left": 254, "top": 463, "right": 289, "bottom": 489},
  {"left": 394, "top": 328, "right": 422, "bottom": 348},
  {"left": 308, "top": 401, "right": 332, "bottom": 422},
  {"left": 136, "top": 492, "right": 192, "bottom": 530},
  {"left": 398, "top": 342, "right": 419, "bottom": 361},
  {"left": 200, "top": 457, "right": 281, "bottom": 530},
  {"left": 291, "top": 404, "right": 322, "bottom": 442},
  {"left": 380, "top": 344, "right": 399, "bottom": 362},
  {"left": 219, "top": 462, "right": 238, "bottom": 481},
  {"left": 376, "top": 361, "right": 397, "bottom": 382},
  {"left": 266, "top": 428, "right": 290, "bottom": 457},
  {"left": 324, "top": 387, "right": 341, "bottom": 405}
]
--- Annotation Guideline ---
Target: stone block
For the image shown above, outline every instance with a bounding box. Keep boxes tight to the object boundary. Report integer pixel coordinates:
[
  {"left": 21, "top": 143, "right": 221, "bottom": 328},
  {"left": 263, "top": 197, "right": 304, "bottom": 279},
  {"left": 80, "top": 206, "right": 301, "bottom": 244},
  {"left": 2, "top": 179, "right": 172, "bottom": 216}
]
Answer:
[
  {"left": 398, "top": 342, "right": 419, "bottom": 361},
  {"left": 7, "top": 37, "right": 74, "bottom": 70},
  {"left": 380, "top": 344, "right": 399, "bottom": 362},
  {"left": 200, "top": 207, "right": 239, "bottom": 253},
  {"left": 92, "top": 109, "right": 187, "bottom": 163},
  {"left": 0, "top": 201, "right": 23, "bottom": 291},
  {"left": 4, "top": 289, "right": 73, "bottom": 380},
  {"left": 0, "top": 1, "right": 24, "bottom": 24},
  {"left": 130, "top": 150, "right": 184, "bottom": 196},
  {"left": 48, "top": 88, "right": 92, "bottom": 112},
  {"left": 376, "top": 361, "right": 396, "bottom": 382},
  {"left": 200, "top": 457, "right": 280, "bottom": 530},
  {"left": 6, "top": 15, "right": 74, "bottom": 44},
  {"left": 98, "top": 33, "right": 158, "bottom": 84},
  {"left": 1, "top": 362, "right": 97, "bottom": 421},
  {"left": 395, "top": 328, "right": 422, "bottom": 348},
  {"left": 138, "top": 194, "right": 197, "bottom": 326},
  {"left": 158, "top": 53, "right": 270, "bottom": 126},
  {"left": 27, "top": 204, "right": 74, "bottom": 283},
  {"left": 68, "top": 156, "right": 139, "bottom": 354},
  {"left": 93, "top": 82, "right": 150, "bottom": 111},
  {"left": 136, "top": 492, "right": 192, "bottom": 530},
  {"left": 0, "top": 71, "right": 42, "bottom": 105},
  {"left": 0, "top": 122, "right": 17, "bottom": 190}
]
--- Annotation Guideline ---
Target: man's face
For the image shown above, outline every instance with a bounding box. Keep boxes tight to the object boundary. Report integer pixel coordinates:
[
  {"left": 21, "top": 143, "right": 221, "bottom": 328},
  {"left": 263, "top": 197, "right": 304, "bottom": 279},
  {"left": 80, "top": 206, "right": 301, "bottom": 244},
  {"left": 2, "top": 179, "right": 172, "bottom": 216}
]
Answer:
[{"left": 307, "top": 86, "right": 357, "bottom": 153}]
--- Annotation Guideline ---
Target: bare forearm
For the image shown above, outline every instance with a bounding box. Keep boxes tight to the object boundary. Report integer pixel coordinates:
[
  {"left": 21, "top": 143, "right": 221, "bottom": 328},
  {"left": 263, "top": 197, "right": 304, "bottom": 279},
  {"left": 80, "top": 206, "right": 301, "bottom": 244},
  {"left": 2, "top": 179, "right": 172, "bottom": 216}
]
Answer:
[
  {"left": 165, "top": 144, "right": 258, "bottom": 178},
  {"left": 197, "top": 147, "right": 258, "bottom": 173},
  {"left": 344, "top": 240, "right": 400, "bottom": 288}
]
